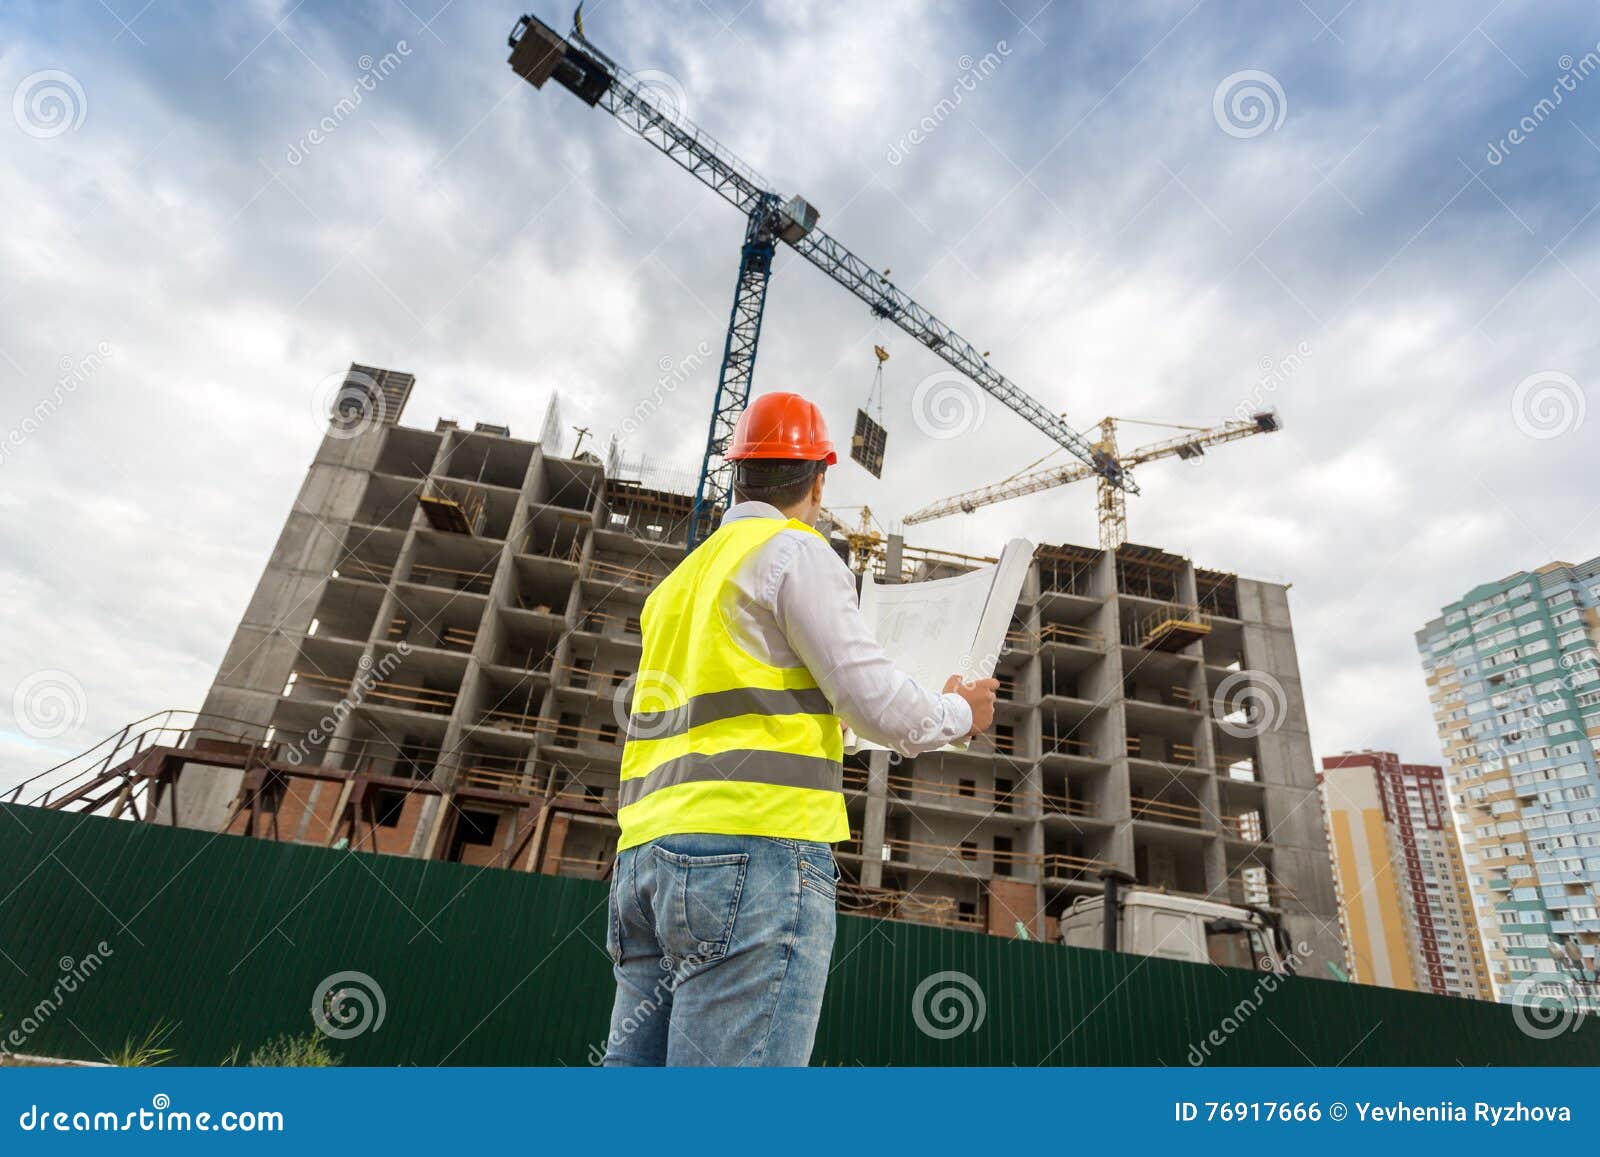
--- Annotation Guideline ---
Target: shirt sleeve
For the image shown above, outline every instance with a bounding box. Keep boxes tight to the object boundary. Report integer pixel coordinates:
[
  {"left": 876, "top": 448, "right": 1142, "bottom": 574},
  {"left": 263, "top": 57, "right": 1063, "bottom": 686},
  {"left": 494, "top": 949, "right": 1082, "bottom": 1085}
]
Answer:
[{"left": 767, "top": 533, "right": 974, "bottom": 755}]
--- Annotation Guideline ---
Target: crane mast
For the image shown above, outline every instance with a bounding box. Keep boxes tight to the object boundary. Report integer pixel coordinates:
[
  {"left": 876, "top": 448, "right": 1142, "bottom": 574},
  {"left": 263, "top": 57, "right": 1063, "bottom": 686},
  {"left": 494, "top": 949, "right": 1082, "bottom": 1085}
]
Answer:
[{"left": 507, "top": 13, "right": 1134, "bottom": 545}]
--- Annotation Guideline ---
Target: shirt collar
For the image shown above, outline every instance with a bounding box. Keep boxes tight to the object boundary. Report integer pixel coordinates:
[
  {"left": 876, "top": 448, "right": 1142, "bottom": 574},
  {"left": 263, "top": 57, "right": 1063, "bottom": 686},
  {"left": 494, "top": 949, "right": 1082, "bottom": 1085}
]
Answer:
[{"left": 721, "top": 500, "right": 792, "bottom": 526}]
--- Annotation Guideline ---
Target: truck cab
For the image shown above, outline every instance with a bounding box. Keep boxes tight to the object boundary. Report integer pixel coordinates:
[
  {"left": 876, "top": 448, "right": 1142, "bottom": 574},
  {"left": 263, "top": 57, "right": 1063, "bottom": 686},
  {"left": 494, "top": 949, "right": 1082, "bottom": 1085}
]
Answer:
[{"left": 1060, "top": 888, "right": 1292, "bottom": 974}]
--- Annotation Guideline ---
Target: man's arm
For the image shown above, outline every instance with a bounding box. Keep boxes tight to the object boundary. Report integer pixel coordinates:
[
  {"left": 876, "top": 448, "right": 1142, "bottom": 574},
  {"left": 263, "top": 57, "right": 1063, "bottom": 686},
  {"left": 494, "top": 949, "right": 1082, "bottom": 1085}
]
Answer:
[{"left": 769, "top": 534, "right": 994, "bottom": 755}]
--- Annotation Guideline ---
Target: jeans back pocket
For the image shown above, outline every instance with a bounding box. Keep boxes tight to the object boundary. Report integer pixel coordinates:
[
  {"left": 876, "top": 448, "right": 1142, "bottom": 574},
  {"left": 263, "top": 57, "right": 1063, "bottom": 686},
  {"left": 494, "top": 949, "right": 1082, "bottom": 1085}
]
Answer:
[{"left": 652, "top": 846, "right": 749, "bottom": 964}]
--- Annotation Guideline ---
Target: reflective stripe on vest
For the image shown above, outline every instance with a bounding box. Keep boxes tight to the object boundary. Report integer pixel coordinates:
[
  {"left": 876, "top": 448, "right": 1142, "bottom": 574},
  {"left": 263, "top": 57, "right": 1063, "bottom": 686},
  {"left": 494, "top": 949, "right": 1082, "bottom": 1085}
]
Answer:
[{"left": 616, "top": 516, "right": 848, "bottom": 851}]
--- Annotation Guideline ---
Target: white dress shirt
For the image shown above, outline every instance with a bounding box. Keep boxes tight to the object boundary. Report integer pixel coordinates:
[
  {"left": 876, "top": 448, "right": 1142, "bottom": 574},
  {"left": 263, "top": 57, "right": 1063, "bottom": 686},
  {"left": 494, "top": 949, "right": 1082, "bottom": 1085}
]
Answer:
[{"left": 716, "top": 501, "right": 973, "bottom": 754}]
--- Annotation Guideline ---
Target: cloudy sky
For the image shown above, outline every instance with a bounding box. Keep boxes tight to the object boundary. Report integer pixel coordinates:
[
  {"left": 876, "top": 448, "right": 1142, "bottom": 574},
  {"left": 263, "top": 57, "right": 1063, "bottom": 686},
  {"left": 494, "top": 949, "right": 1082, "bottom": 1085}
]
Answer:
[{"left": 1, "top": 0, "right": 1597, "bottom": 791}]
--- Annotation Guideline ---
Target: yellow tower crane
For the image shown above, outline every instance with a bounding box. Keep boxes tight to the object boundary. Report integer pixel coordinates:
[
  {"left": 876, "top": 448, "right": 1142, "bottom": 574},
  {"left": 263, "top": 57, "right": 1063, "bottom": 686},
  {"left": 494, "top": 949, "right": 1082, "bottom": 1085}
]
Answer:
[
  {"left": 903, "top": 411, "right": 1282, "bottom": 550},
  {"left": 819, "top": 504, "right": 887, "bottom": 571}
]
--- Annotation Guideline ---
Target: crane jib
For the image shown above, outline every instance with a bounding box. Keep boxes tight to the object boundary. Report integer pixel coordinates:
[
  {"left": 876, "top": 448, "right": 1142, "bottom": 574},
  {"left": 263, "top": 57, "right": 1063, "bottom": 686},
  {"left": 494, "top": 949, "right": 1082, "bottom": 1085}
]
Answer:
[{"left": 506, "top": 10, "right": 1137, "bottom": 534}]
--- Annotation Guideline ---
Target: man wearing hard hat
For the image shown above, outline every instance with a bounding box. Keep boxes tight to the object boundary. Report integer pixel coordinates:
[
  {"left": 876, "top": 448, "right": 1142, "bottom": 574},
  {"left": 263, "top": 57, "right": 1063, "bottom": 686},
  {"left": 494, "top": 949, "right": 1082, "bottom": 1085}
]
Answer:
[{"left": 601, "top": 392, "right": 997, "bottom": 1067}]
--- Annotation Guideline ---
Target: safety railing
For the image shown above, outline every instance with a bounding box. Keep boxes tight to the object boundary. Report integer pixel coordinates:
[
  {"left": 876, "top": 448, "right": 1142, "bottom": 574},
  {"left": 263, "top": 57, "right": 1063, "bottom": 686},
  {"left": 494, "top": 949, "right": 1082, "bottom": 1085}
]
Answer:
[
  {"left": 547, "top": 854, "right": 612, "bottom": 879},
  {"left": 407, "top": 561, "right": 495, "bottom": 596},
  {"left": 883, "top": 771, "right": 1028, "bottom": 814},
  {"left": 1126, "top": 736, "right": 1198, "bottom": 765},
  {"left": 1040, "top": 789, "right": 1095, "bottom": 819},
  {"left": 1125, "top": 683, "right": 1201, "bottom": 709},
  {"left": 1123, "top": 602, "right": 1212, "bottom": 651},
  {"left": 363, "top": 679, "right": 458, "bottom": 716},
  {"left": 573, "top": 609, "right": 643, "bottom": 638},
  {"left": 1041, "top": 851, "right": 1111, "bottom": 881},
  {"left": 1129, "top": 794, "right": 1206, "bottom": 829},
  {"left": 1040, "top": 733, "right": 1095, "bottom": 758},
  {"left": 555, "top": 663, "right": 630, "bottom": 693},
  {"left": 387, "top": 617, "right": 477, "bottom": 653},
  {"left": 882, "top": 836, "right": 1037, "bottom": 878},
  {"left": 835, "top": 881, "right": 978, "bottom": 929},
  {"left": 584, "top": 557, "right": 666, "bottom": 590},
  {"left": 5, "top": 710, "right": 449, "bottom": 814},
  {"left": 478, "top": 712, "right": 623, "bottom": 749},
  {"left": 1039, "top": 622, "right": 1103, "bottom": 649}
]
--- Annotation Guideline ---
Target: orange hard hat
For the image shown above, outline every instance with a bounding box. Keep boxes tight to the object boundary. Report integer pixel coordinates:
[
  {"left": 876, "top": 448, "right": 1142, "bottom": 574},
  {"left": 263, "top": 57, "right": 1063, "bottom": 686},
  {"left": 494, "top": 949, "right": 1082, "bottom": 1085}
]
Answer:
[{"left": 725, "top": 392, "right": 837, "bottom": 464}]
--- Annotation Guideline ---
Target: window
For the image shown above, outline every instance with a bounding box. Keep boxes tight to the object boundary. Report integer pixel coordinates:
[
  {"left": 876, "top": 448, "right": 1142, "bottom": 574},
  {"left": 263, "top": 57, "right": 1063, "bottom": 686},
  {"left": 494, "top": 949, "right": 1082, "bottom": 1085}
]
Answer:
[
  {"left": 446, "top": 809, "right": 499, "bottom": 861},
  {"left": 371, "top": 788, "right": 408, "bottom": 829}
]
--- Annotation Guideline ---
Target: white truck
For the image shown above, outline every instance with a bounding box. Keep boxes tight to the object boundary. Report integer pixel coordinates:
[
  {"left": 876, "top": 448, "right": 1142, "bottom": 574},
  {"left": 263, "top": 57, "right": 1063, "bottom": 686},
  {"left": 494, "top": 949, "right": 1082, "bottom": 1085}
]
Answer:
[{"left": 1059, "top": 872, "right": 1294, "bottom": 974}]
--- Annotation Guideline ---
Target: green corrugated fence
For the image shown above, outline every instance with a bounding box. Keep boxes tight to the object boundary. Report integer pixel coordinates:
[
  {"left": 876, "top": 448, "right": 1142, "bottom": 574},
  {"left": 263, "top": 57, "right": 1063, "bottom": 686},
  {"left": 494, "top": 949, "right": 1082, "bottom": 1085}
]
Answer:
[{"left": 0, "top": 804, "right": 1592, "bottom": 1065}]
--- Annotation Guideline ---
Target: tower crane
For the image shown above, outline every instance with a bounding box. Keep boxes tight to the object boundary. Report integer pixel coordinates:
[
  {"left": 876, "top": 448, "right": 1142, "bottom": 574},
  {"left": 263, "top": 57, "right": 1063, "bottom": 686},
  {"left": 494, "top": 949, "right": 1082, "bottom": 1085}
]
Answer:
[
  {"left": 818, "top": 505, "right": 888, "bottom": 572},
  {"left": 506, "top": 12, "right": 1135, "bottom": 545},
  {"left": 903, "top": 411, "right": 1282, "bottom": 550}
]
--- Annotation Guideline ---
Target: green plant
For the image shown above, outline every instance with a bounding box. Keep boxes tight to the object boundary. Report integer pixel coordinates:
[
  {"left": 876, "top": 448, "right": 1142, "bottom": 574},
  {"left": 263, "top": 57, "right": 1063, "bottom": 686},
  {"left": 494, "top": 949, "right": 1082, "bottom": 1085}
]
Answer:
[
  {"left": 106, "top": 1020, "right": 177, "bottom": 1067},
  {"left": 246, "top": 1032, "right": 342, "bottom": 1067}
]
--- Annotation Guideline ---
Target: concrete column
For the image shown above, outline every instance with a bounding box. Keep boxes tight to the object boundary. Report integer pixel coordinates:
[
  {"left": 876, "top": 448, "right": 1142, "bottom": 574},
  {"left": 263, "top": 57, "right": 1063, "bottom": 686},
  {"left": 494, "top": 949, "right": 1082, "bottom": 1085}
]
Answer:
[{"left": 859, "top": 749, "right": 891, "bottom": 888}]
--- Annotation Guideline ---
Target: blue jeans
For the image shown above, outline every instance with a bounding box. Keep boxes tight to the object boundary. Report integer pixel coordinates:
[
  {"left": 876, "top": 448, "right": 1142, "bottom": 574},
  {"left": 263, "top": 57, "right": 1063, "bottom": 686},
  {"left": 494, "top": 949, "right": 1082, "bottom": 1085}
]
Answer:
[{"left": 599, "top": 834, "right": 839, "bottom": 1066}]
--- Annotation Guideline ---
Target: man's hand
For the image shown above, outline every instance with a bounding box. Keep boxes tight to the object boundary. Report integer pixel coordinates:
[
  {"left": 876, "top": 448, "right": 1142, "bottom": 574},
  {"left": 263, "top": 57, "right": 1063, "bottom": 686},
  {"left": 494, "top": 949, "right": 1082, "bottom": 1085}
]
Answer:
[{"left": 943, "top": 674, "right": 999, "bottom": 737}]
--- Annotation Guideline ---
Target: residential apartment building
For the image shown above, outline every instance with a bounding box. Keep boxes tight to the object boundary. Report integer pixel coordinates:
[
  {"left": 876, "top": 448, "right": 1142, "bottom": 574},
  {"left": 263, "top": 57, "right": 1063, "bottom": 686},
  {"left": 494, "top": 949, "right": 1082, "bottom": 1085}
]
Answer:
[
  {"left": 1417, "top": 556, "right": 1600, "bottom": 1009},
  {"left": 1320, "top": 751, "right": 1489, "bottom": 998}
]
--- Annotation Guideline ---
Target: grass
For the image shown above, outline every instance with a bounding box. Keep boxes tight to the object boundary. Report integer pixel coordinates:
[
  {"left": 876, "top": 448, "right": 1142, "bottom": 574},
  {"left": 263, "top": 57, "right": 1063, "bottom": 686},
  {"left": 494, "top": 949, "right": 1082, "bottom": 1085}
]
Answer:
[
  {"left": 245, "top": 1032, "right": 343, "bottom": 1067},
  {"left": 105, "top": 1020, "right": 178, "bottom": 1067}
]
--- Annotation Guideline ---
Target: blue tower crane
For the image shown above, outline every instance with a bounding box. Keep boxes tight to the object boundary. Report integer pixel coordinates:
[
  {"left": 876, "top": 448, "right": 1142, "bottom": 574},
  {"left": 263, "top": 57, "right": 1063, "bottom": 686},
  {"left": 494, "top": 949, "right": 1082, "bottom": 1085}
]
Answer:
[{"left": 508, "top": 12, "right": 1135, "bottom": 546}]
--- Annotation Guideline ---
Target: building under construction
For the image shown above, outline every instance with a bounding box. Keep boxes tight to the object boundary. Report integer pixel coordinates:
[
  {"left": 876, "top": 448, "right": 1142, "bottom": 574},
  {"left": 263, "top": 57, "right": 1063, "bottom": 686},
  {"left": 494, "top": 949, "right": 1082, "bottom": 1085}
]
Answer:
[{"left": 15, "top": 366, "right": 1342, "bottom": 969}]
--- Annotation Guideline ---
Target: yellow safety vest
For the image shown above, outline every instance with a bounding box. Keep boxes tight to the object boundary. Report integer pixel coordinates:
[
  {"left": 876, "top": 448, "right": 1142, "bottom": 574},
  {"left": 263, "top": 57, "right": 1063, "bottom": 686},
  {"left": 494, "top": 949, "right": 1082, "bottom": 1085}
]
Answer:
[{"left": 616, "top": 516, "right": 848, "bottom": 851}]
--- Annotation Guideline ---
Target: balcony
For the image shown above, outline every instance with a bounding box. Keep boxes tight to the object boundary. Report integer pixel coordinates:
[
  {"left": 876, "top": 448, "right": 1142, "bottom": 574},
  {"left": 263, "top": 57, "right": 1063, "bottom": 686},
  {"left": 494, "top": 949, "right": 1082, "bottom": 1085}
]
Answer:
[{"left": 1123, "top": 601, "right": 1211, "bottom": 653}]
